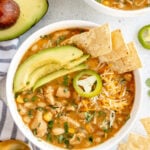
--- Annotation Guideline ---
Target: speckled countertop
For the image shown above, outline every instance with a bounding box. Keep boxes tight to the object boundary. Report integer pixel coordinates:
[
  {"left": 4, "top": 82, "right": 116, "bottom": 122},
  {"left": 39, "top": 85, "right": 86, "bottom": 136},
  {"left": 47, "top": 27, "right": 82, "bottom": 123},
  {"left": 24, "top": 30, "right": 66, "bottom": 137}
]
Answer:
[{"left": 2, "top": 0, "right": 150, "bottom": 149}]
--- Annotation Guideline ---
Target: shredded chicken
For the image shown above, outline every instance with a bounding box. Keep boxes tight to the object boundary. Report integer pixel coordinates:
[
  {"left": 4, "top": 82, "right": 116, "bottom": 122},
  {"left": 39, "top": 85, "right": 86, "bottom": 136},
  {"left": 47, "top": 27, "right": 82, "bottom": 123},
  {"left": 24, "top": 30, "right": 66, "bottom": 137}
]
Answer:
[
  {"left": 61, "top": 116, "right": 80, "bottom": 127},
  {"left": 70, "top": 132, "right": 86, "bottom": 145},
  {"left": 56, "top": 86, "right": 71, "bottom": 98},
  {"left": 44, "top": 86, "right": 55, "bottom": 105},
  {"left": 52, "top": 128, "right": 65, "bottom": 135},
  {"left": 30, "top": 110, "right": 47, "bottom": 137}
]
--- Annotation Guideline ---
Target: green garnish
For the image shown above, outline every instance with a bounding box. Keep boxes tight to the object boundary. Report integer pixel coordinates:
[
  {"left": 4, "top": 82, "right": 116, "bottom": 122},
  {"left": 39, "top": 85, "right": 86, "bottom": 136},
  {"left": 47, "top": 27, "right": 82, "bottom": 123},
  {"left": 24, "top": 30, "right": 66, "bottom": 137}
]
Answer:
[
  {"left": 138, "top": 25, "right": 150, "bottom": 49},
  {"left": 32, "top": 128, "right": 37, "bottom": 135},
  {"left": 146, "top": 78, "right": 150, "bottom": 87},
  {"left": 73, "top": 69, "right": 102, "bottom": 98},
  {"left": 64, "top": 122, "right": 69, "bottom": 133},
  {"left": 40, "top": 34, "right": 52, "bottom": 39},
  {"left": 58, "top": 135, "right": 64, "bottom": 143},
  {"left": 46, "top": 133, "right": 52, "bottom": 142},
  {"left": 148, "top": 90, "right": 150, "bottom": 97},
  {"left": 48, "top": 120, "right": 54, "bottom": 129},
  {"left": 56, "top": 35, "right": 66, "bottom": 45},
  {"left": 23, "top": 97, "right": 29, "bottom": 102},
  {"left": 96, "top": 0, "right": 102, "bottom": 2},
  {"left": 63, "top": 75, "right": 69, "bottom": 86},
  {"left": 98, "top": 111, "right": 106, "bottom": 118},
  {"left": 27, "top": 109, "right": 33, "bottom": 117},
  {"left": 31, "top": 96, "right": 38, "bottom": 102},
  {"left": 102, "top": 128, "right": 109, "bottom": 133},
  {"left": 64, "top": 139, "right": 70, "bottom": 148},
  {"left": 36, "top": 107, "right": 44, "bottom": 111},
  {"left": 85, "top": 112, "right": 94, "bottom": 123}
]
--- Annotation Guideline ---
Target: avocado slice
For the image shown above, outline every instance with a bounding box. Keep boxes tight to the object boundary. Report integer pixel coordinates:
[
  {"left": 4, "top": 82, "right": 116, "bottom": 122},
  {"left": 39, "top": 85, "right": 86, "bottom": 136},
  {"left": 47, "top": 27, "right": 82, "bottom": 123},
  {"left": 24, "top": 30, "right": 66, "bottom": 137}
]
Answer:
[
  {"left": 0, "top": 0, "right": 48, "bottom": 41},
  {"left": 14, "top": 46, "right": 83, "bottom": 93},
  {"left": 27, "top": 63, "right": 62, "bottom": 90},
  {"left": 26, "top": 54, "right": 89, "bottom": 90},
  {"left": 33, "top": 64, "right": 87, "bottom": 91},
  {"left": 65, "top": 54, "right": 90, "bottom": 69}
]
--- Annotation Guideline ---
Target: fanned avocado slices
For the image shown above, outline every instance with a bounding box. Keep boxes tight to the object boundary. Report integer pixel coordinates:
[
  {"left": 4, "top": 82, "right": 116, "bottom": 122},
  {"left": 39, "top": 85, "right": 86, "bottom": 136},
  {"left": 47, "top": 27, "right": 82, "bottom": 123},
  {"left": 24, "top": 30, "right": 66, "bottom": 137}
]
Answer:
[
  {"left": 13, "top": 46, "right": 84, "bottom": 93},
  {"left": 0, "top": 0, "right": 49, "bottom": 41}
]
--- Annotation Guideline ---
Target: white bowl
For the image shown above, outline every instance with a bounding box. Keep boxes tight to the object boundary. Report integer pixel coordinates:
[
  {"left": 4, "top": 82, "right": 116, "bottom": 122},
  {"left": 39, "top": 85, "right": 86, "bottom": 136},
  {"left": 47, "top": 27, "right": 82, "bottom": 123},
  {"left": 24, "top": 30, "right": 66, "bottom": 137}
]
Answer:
[
  {"left": 84, "top": 0, "right": 150, "bottom": 17},
  {"left": 6, "top": 20, "right": 142, "bottom": 150}
]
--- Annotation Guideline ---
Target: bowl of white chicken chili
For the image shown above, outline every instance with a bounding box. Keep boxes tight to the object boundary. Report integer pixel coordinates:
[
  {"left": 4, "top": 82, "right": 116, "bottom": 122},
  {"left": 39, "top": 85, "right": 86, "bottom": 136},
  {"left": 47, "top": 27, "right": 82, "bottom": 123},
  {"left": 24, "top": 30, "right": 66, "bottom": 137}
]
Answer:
[
  {"left": 84, "top": 0, "right": 150, "bottom": 17},
  {"left": 6, "top": 20, "right": 142, "bottom": 150}
]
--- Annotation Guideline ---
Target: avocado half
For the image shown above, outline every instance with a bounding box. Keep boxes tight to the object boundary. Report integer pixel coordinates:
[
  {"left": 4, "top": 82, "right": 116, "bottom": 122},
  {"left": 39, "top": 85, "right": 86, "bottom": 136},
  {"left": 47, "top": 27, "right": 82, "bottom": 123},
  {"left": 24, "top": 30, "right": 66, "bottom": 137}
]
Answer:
[{"left": 0, "top": 0, "right": 49, "bottom": 41}]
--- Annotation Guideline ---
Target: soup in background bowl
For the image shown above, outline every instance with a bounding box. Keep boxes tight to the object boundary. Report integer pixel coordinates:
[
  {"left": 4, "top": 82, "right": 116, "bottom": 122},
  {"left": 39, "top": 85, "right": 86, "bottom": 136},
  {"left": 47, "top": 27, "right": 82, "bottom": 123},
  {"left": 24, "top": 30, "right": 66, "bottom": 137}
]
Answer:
[
  {"left": 84, "top": 0, "right": 150, "bottom": 17},
  {"left": 6, "top": 20, "right": 142, "bottom": 150}
]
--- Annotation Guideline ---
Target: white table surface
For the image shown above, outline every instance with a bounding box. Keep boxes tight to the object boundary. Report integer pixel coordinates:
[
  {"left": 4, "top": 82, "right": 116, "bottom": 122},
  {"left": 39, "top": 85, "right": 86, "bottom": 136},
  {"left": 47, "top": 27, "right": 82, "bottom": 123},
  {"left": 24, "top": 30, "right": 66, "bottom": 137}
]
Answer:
[{"left": 12, "top": 0, "right": 150, "bottom": 149}]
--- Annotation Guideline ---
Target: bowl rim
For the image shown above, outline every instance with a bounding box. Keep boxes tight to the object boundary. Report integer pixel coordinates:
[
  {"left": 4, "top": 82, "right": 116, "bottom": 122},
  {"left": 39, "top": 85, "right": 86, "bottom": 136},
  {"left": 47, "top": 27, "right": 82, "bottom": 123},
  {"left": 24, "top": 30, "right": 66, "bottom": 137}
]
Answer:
[
  {"left": 84, "top": 0, "right": 150, "bottom": 17},
  {"left": 6, "top": 20, "right": 142, "bottom": 150}
]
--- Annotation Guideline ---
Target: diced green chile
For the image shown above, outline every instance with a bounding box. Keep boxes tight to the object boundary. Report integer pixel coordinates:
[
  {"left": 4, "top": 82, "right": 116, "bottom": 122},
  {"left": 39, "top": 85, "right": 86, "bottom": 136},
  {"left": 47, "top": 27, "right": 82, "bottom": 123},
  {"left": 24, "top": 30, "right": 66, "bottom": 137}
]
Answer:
[{"left": 73, "top": 70, "right": 102, "bottom": 98}]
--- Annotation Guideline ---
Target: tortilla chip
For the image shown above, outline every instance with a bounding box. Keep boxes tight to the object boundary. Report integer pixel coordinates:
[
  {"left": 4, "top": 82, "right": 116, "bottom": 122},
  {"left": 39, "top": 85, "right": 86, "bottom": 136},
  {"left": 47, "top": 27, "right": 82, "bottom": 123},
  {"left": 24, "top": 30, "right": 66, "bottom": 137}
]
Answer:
[
  {"left": 126, "top": 133, "right": 150, "bottom": 150},
  {"left": 99, "top": 29, "right": 129, "bottom": 62},
  {"left": 118, "top": 143, "right": 128, "bottom": 150},
  {"left": 109, "top": 42, "right": 142, "bottom": 74},
  {"left": 141, "top": 118, "right": 150, "bottom": 136},
  {"left": 63, "top": 24, "right": 112, "bottom": 57}
]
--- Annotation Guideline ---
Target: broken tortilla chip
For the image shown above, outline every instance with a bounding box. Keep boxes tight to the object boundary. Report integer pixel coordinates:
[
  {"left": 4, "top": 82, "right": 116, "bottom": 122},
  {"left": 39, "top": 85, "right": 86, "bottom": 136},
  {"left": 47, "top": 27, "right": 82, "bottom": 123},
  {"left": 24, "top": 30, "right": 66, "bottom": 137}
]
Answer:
[
  {"left": 99, "top": 29, "right": 129, "bottom": 62},
  {"left": 63, "top": 24, "right": 112, "bottom": 57},
  {"left": 109, "top": 42, "right": 142, "bottom": 74},
  {"left": 118, "top": 133, "right": 150, "bottom": 150},
  {"left": 127, "top": 133, "right": 150, "bottom": 150},
  {"left": 141, "top": 118, "right": 150, "bottom": 136}
]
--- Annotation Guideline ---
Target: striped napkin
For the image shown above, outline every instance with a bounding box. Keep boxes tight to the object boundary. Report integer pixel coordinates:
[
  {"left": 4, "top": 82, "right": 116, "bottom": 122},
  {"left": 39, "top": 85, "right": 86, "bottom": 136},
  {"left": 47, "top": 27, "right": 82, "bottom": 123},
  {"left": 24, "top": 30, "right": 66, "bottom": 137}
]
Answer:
[{"left": 0, "top": 39, "right": 40, "bottom": 150}]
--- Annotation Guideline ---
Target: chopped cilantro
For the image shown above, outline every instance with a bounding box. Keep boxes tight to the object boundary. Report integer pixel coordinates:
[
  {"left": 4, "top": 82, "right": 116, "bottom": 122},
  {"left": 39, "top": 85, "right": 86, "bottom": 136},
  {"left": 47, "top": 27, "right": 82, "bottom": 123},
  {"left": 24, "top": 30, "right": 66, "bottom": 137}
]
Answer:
[
  {"left": 36, "top": 107, "right": 44, "bottom": 111},
  {"left": 58, "top": 135, "right": 64, "bottom": 143},
  {"left": 98, "top": 111, "right": 106, "bottom": 118},
  {"left": 56, "top": 35, "right": 66, "bottom": 45},
  {"left": 85, "top": 112, "right": 94, "bottom": 123},
  {"left": 48, "top": 120, "right": 54, "bottom": 129},
  {"left": 31, "top": 96, "right": 38, "bottom": 102},
  {"left": 64, "top": 122, "right": 69, "bottom": 133},
  {"left": 23, "top": 97, "right": 29, "bottom": 102},
  {"left": 63, "top": 75, "right": 69, "bottom": 86},
  {"left": 64, "top": 138, "right": 70, "bottom": 148},
  {"left": 46, "top": 133, "right": 52, "bottom": 142},
  {"left": 40, "top": 34, "right": 52, "bottom": 39},
  {"left": 27, "top": 109, "right": 33, "bottom": 117},
  {"left": 32, "top": 128, "right": 37, "bottom": 135},
  {"left": 102, "top": 128, "right": 109, "bottom": 133}
]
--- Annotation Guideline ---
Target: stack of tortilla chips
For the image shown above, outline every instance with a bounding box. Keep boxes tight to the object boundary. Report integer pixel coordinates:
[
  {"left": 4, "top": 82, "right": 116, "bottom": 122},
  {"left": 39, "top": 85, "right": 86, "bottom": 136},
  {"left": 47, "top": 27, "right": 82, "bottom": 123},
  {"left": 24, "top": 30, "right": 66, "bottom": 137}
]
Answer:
[{"left": 63, "top": 24, "right": 142, "bottom": 73}]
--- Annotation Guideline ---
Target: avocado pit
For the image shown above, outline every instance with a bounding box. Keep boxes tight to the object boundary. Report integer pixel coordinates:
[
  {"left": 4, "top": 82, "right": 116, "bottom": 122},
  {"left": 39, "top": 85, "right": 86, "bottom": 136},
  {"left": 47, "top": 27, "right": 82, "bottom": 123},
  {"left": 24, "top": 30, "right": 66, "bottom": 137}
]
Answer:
[{"left": 0, "top": 0, "right": 20, "bottom": 28}]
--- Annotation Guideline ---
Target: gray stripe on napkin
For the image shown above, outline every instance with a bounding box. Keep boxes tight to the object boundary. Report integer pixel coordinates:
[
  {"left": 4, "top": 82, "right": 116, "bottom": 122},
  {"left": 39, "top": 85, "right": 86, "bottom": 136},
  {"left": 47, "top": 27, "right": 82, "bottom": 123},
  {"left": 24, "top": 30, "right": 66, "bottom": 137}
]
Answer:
[
  {"left": 0, "top": 102, "right": 7, "bottom": 135},
  {"left": 0, "top": 45, "right": 17, "bottom": 51},
  {"left": 10, "top": 123, "right": 18, "bottom": 139},
  {"left": 0, "top": 59, "right": 12, "bottom": 63},
  {"left": 0, "top": 39, "right": 41, "bottom": 150},
  {"left": 0, "top": 72, "right": 6, "bottom": 76}
]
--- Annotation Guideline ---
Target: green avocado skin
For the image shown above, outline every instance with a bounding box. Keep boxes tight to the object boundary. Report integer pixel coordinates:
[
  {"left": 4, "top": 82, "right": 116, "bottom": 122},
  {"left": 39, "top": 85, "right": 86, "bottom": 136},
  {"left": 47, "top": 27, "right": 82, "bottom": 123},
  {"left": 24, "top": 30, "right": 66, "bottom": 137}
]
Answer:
[{"left": 0, "top": 0, "right": 49, "bottom": 41}]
